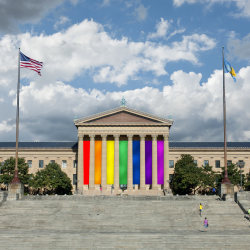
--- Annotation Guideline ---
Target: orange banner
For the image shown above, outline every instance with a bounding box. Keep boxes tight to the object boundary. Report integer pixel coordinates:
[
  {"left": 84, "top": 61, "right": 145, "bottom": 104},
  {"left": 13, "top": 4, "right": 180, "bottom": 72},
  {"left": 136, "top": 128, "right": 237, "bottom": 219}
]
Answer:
[{"left": 94, "top": 140, "right": 102, "bottom": 184}]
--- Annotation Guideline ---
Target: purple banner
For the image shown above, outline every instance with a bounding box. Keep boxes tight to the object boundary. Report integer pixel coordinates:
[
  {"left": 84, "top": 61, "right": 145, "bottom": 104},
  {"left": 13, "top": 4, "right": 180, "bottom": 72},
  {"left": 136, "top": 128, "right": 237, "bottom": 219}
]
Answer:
[
  {"left": 145, "top": 140, "right": 152, "bottom": 184},
  {"left": 157, "top": 140, "right": 164, "bottom": 184}
]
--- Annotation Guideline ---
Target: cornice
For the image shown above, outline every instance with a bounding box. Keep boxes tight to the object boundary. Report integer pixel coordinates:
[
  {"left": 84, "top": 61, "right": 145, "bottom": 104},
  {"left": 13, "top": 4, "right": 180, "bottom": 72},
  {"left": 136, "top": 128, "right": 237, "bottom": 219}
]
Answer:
[{"left": 74, "top": 106, "right": 173, "bottom": 126}]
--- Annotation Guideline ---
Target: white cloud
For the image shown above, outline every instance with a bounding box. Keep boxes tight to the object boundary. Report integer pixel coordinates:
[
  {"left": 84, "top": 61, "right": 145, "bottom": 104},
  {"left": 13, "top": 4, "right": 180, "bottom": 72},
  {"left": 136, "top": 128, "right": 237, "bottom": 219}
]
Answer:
[
  {"left": 0, "top": 19, "right": 215, "bottom": 88},
  {"left": 173, "top": 0, "right": 204, "bottom": 7},
  {"left": 148, "top": 18, "right": 171, "bottom": 39},
  {"left": 101, "top": 0, "right": 111, "bottom": 6},
  {"left": 144, "top": 34, "right": 216, "bottom": 66},
  {"left": 54, "top": 16, "right": 70, "bottom": 30},
  {"left": 69, "top": 0, "right": 79, "bottom": 5},
  {"left": 0, "top": 19, "right": 220, "bottom": 141},
  {"left": 167, "top": 28, "right": 186, "bottom": 40},
  {"left": 1, "top": 66, "right": 249, "bottom": 142},
  {"left": 0, "top": 120, "right": 14, "bottom": 133},
  {"left": 236, "top": 0, "right": 250, "bottom": 17},
  {"left": 228, "top": 33, "right": 250, "bottom": 61},
  {"left": 173, "top": 0, "right": 250, "bottom": 17},
  {"left": 134, "top": 4, "right": 148, "bottom": 21},
  {"left": 0, "top": 0, "right": 67, "bottom": 32}
]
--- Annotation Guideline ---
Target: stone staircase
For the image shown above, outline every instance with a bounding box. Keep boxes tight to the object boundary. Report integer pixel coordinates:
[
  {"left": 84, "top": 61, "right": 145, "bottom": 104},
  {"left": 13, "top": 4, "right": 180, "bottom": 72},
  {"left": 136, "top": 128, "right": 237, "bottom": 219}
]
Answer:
[{"left": 0, "top": 196, "right": 249, "bottom": 249}]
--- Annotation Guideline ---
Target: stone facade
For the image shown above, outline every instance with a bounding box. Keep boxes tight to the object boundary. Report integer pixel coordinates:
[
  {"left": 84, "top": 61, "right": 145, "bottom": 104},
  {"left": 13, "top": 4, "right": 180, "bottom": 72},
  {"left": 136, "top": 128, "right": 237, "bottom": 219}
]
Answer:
[
  {"left": 0, "top": 106, "right": 250, "bottom": 194},
  {"left": 74, "top": 106, "right": 172, "bottom": 195},
  {"left": 0, "top": 143, "right": 78, "bottom": 191}
]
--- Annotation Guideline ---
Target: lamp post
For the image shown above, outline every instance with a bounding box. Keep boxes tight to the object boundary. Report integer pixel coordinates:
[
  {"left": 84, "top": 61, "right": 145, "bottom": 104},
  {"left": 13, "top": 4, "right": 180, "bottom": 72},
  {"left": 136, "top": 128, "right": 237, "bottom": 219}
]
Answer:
[{"left": 237, "top": 161, "right": 245, "bottom": 191}]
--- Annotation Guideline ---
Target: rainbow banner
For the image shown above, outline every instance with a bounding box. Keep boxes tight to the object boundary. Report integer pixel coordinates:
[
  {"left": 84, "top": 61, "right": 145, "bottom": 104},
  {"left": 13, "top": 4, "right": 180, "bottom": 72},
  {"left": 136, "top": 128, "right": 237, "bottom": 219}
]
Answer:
[
  {"left": 94, "top": 140, "right": 102, "bottom": 184},
  {"left": 157, "top": 140, "right": 164, "bottom": 184},
  {"left": 83, "top": 140, "right": 90, "bottom": 185},
  {"left": 145, "top": 140, "right": 152, "bottom": 184},
  {"left": 107, "top": 140, "right": 114, "bottom": 184},
  {"left": 82, "top": 138, "right": 165, "bottom": 187},
  {"left": 133, "top": 140, "right": 140, "bottom": 184},
  {"left": 119, "top": 140, "right": 128, "bottom": 185}
]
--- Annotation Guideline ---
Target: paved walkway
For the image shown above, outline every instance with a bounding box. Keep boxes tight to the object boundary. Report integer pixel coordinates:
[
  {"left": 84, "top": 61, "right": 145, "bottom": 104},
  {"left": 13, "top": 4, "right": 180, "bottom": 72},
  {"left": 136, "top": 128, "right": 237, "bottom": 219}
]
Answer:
[{"left": 0, "top": 196, "right": 249, "bottom": 249}]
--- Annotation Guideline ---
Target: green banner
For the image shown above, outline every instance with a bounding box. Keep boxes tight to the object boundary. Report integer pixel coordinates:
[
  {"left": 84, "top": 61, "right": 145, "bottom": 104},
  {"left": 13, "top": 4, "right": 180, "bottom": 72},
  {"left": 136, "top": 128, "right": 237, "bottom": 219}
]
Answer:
[{"left": 119, "top": 140, "right": 128, "bottom": 185}]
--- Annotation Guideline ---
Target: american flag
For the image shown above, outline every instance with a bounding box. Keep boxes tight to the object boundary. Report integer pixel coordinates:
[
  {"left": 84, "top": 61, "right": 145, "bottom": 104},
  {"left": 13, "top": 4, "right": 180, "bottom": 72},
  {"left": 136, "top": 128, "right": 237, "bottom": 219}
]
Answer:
[{"left": 20, "top": 51, "right": 43, "bottom": 76}]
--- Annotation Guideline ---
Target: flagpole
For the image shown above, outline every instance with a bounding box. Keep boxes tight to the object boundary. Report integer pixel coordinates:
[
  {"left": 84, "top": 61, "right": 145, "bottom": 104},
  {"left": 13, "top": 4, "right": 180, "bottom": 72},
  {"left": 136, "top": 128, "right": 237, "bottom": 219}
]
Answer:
[
  {"left": 222, "top": 46, "right": 230, "bottom": 184},
  {"left": 12, "top": 48, "right": 21, "bottom": 184}
]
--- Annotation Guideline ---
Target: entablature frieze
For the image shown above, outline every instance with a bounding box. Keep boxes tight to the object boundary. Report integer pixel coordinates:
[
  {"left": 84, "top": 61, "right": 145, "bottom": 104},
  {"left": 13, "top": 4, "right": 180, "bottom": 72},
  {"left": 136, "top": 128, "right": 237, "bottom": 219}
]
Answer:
[
  {"left": 77, "top": 126, "right": 169, "bottom": 136},
  {"left": 78, "top": 131, "right": 170, "bottom": 139}
]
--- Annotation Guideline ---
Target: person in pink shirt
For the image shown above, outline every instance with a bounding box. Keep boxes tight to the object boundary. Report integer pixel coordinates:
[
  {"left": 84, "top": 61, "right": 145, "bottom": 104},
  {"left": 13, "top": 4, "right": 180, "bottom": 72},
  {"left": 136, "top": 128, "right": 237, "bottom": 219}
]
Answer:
[{"left": 204, "top": 217, "right": 208, "bottom": 229}]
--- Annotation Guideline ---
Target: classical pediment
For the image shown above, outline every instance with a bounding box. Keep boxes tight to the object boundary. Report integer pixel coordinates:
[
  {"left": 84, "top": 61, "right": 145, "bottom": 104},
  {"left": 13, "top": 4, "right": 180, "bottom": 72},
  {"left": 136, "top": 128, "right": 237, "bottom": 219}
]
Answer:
[{"left": 74, "top": 106, "right": 173, "bottom": 127}]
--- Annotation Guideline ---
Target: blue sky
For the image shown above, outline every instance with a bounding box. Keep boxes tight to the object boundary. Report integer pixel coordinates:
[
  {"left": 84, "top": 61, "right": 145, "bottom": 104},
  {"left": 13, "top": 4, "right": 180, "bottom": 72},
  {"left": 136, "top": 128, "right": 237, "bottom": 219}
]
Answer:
[{"left": 0, "top": 0, "right": 250, "bottom": 142}]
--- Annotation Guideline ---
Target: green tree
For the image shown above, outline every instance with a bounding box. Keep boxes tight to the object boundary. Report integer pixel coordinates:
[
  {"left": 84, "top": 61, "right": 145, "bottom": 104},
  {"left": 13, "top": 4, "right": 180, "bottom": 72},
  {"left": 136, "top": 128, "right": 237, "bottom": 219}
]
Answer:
[
  {"left": 170, "top": 154, "right": 201, "bottom": 195},
  {"left": 0, "top": 157, "right": 31, "bottom": 185},
  {"left": 197, "top": 165, "right": 217, "bottom": 193},
  {"left": 30, "top": 162, "right": 72, "bottom": 195},
  {"left": 219, "top": 164, "right": 245, "bottom": 188},
  {"left": 244, "top": 172, "right": 250, "bottom": 191},
  {"left": 170, "top": 154, "right": 217, "bottom": 195}
]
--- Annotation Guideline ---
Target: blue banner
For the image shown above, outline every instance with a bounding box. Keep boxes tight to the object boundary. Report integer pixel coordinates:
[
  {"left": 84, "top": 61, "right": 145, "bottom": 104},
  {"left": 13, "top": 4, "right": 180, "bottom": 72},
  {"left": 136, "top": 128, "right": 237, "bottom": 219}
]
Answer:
[{"left": 133, "top": 140, "right": 140, "bottom": 184}]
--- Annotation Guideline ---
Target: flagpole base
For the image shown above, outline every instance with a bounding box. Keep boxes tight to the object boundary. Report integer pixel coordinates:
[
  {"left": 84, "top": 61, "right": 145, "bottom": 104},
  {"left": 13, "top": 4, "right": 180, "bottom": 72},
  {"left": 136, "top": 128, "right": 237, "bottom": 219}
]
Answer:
[
  {"left": 219, "top": 183, "right": 234, "bottom": 201},
  {"left": 8, "top": 182, "right": 24, "bottom": 201}
]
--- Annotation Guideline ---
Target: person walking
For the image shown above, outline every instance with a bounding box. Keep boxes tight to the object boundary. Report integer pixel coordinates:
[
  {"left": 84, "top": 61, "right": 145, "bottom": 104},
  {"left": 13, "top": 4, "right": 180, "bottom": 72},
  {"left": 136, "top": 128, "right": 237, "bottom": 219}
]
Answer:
[
  {"left": 199, "top": 203, "right": 203, "bottom": 217},
  {"left": 204, "top": 217, "right": 208, "bottom": 230}
]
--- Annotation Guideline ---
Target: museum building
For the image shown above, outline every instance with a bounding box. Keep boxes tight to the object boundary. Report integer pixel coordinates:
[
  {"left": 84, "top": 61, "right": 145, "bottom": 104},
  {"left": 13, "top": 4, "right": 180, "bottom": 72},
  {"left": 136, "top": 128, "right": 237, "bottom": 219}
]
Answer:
[{"left": 0, "top": 106, "right": 249, "bottom": 195}]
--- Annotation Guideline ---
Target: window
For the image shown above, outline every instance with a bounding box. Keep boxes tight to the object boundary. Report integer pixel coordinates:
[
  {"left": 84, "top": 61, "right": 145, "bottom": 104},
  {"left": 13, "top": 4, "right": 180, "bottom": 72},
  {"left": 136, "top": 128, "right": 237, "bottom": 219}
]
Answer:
[
  {"left": 73, "top": 174, "right": 77, "bottom": 185},
  {"left": 238, "top": 160, "right": 245, "bottom": 168},
  {"left": 215, "top": 160, "right": 220, "bottom": 168},
  {"left": 73, "top": 160, "right": 77, "bottom": 168},
  {"left": 227, "top": 160, "right": 232, "bottom": 166},
  {"left": 169, "top": 160, "right": 174, "bottom": 168},
  {"left": 62, "top": 160, "right": 67, "bottom": 168},
  {"left": 194, "top": 160, "right": 197, "bottom": 166},
  {"left": 27, "top": 160, "right": 32, "bottom": 168},
  {"left": 50, "top": 160, "right": 55, "bottom": 164},
  {"left": 204, "top": 160, "right": 209, "bottom": 166},
  {"left": 39, "top": 160, "right": 44, "bottom": 168}
]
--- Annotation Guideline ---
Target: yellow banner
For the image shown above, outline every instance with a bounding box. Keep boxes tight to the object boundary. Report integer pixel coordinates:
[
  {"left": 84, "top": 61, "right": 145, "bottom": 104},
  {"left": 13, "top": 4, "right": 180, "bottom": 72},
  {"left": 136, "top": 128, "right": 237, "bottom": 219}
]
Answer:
[{"left": 107, "top": 140, "right": 114, "bottom": 184}]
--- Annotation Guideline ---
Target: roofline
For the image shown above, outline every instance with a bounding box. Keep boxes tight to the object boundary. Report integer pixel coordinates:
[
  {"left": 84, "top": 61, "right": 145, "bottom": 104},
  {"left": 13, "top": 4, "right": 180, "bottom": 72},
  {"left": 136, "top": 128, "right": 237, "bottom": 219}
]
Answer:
[
  {"left": 74, "top": 106, "right": 173, "bottom": 126},
  {"left": 0, "top": 141, "right": 250, "bottom": 149},
  {"left": 0, "top": 142, "right": 78, "bottom": 150}
]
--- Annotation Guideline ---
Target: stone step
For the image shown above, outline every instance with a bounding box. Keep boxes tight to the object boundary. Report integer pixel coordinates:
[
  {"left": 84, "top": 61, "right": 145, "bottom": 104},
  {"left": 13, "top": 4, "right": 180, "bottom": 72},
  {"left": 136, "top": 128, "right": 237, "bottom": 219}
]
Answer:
[
  {"left": 0, "top": 196, "right": 249, "bottom": 249},
  {"left": 0, "top": 233, "right": 249, "bottom": 250}
]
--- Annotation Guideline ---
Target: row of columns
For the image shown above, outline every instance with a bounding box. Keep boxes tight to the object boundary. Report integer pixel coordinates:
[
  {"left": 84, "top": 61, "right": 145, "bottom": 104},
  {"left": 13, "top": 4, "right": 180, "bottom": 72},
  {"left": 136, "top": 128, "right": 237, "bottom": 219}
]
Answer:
[{"left": 77, "top": 134, "right": 169, "bottom": 192}]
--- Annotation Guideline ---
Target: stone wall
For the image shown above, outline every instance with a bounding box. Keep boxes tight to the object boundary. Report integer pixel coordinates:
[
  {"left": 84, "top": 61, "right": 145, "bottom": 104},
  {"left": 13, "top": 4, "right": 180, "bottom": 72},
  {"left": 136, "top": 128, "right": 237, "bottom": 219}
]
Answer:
[
  {"left": 235, "top": 191, "right": 250, "bottom": 215},
  {"left": 0, "top": 191, "right": 7, "bottom": 205}
]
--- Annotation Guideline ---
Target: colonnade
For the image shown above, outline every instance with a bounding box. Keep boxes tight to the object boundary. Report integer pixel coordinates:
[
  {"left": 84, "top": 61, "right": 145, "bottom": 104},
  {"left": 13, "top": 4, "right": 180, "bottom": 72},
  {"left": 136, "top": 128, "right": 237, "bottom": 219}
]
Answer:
[{"left": 77, "top": 134, "right": 169, "bottom": 193}]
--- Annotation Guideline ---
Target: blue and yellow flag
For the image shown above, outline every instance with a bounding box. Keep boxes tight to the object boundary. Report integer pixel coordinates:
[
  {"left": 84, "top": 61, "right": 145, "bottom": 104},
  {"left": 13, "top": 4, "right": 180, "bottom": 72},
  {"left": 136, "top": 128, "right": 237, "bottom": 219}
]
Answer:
[{"left": 224, "top": 59, "right": 236, "bottom": 82}]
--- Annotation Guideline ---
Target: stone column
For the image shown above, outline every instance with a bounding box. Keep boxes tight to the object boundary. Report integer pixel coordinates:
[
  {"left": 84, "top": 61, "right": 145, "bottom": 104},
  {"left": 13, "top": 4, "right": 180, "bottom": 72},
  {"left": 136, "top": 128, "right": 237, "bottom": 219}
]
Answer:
[
  {"left": 164, "top": 134, "right": 169, "bottom": 189},
  {"left": 114, "top": 134, "right": 120, "bottom": 190},
  {"left": 101, "top": 134, "right": 107, "bottom": 190},
  {"left": 152, "top": 135, "right": 158, "bottom": 190},
  {"left": 140, "top": 135, "right": 146, "bottom": 190},
  {"left": 89, "top": 135, "right": 95, "bottom": 190},
  {"left": 77, "top": 134, "right": 83, "bottom": 193},
  {"left": 127, "top": 134, "right": 133, "bottom": 190}
]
